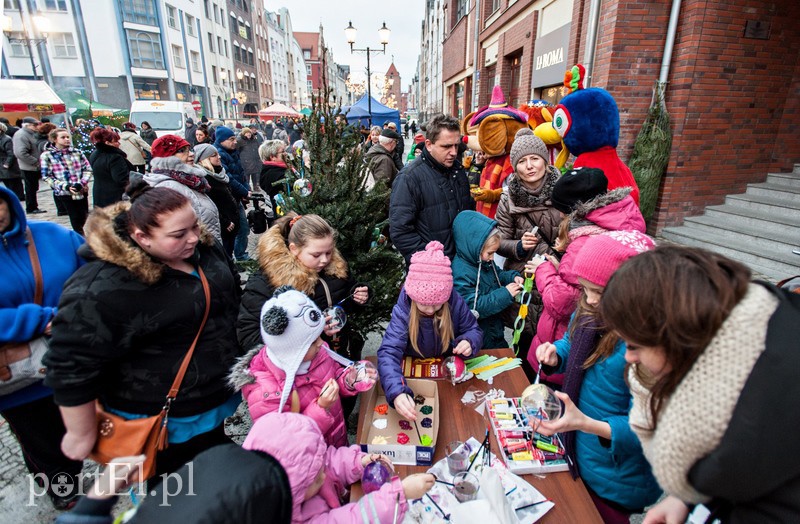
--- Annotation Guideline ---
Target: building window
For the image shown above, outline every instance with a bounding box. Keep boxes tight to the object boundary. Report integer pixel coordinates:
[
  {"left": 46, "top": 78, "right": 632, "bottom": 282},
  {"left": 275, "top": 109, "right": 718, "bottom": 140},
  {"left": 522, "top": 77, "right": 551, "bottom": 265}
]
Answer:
[
  {"left": 41, "top": 0, "right": 67, "bottom": 11},
  {"left": 212, "top": 65, "right": 218, "bottom": 83},
  {"left": 230, "top": 14, "right": 237, "bottom": 32},
  {"left": 213, "top": 3, "right": 219, "bottom": 23},
  {"left": 455, "top": 0, "right": 467, "bottom": 22},
  {"left": 248, "top": 49, "right": 254, "bottom": 66},
  {"left": 242, "top": 0, "right": 248, "bottom": 12},
  {"left": 166, "top": 5, "right": 177, "bottom": 29},
  {"left": 219, "top": 7, "right": 225, "bottom": 27},
  {"left": 120, "top": 0, "right": 158, "bottom": 25},
  {"left": 190, "top": 51, "right": 201, "bottom": 72},
  {"left": 133, "top": 80, "right": 161, "bottom": 100},
  {"left": 306, "top": 65, "right": 311, "bottom": 76},
  {"left": 8, "top": 33, "right": 30, "bottom": 57},
  {"left": 127, "top": 30, "right": 164, "bottom": 69},
  {"left": 491, "top": 0, "right": 501, "bottom": 13},
  {"left": 4, "top": 0, "right": 20, "bottom": 9},
  {"left": 303, "top": 49, "right": 311, "bottom": 60},
  {"left": 172, "top": 45, "right": 184, "bottom": 68},
  {"left": 51, "top": 33, "right": 77, "bottom": 58},
  {"left": 207, "top": 32, "right": 214, "bottom": 52},
  {"left": 508, "top": 54, "right": 522, "bottom": 107},
  {"left": 233, "top": 43, "right": 241, "bottom": 62},
  {"left": 224, "top": 40, "right": 228, "bottom": 57},
  {"left": 186, "top": 15, "right": 196, "bottom": 37},
  {"left": 203, "top": 0, "right": 210, "bottom": 18}
]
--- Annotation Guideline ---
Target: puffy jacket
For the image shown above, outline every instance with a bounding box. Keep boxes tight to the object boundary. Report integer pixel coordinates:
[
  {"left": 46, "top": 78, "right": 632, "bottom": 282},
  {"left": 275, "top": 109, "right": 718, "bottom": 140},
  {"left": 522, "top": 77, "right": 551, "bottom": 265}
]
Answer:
[
  {"left": 495, "top": 167, "right": 562, "bottom": 273},
  {"left": 117, "top": 130, "right": 151, "bottom": 166},
  {"left": 198, "top": 164, "right": 240, "bottom": 245},
  {"left": 377, "top": 288, "right": 483, "bottom": 406},
  {"left": 44, "top": 202, "right": 241, "bottom": 418},
  {"left": 0, "top": 134, "right": 20, "bottom": 179},
  {"left": 243, "top": 412, "right": 409, "bottom": 524},
  {"left": 237, "top": 133, "right": 263, "bottom": 176},
  {"left": 365, "top": 143, "right": 398, "bottom": 188},
  {"left": 0, "top": 186, "right": 85, "bottom": 411},
  {"left": 89, "top": 143, "right": 132, "bottom": 208},
  {"left": 549, "top": 315, "right": 662, "bottom": 510},
  {"left": 144, "top": 156, "right": 222, "bottom": 242},
  {"left": 229, "top": 343, "right": 356, "bottom": 448},
  {"left": 139, "top": 127, "right": 157, "bottom": 145},
  {"left": 452, "top": 211, "right": 520, "bottom": 349},
  {"left": 531, "top": 188, "right": 645, "bottom": 380},
  {"left": 214, "top": 141, "right": 249, "bottom": 199},
  {"left": 12, "top": 126, "right": 41, "bottom": 171},
  {"left": 389, "top": 147, "right": 473, "bottom": 264}
]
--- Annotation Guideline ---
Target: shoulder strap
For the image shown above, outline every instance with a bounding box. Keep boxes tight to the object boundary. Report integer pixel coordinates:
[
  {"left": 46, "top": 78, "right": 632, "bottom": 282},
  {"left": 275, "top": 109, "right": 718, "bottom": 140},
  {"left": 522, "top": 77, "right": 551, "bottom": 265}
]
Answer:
[
  {"left": 25, "top": 228, "right": 43, "bottom": 306},
  {"left": 165, "top": 266, "right": 211, "bottom": 400},
  {"left": 318, "top": 278, "right": 333, "bottom": 308}
]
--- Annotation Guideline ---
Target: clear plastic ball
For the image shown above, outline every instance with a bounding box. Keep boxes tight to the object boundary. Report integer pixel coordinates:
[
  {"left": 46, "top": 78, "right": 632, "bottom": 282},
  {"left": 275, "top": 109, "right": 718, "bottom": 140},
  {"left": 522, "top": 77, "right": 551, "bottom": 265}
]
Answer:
[
  {"left": 442, "top": 356, "right": 467, "bottom": 385},
  {"left": 293, "top": 178, "right": 313, "bottom": 197},
  {"left": 521, "top": 384, "right": 563, "bottom": 431},
  {"left": 361, "top": 459, "right": 393, "bottom": 494},
  {"left": 323, "top": 305, "right": 347, "bottom": 331},
  {"left": 344, "top": 360, "right": 378, "bottom": 392}
]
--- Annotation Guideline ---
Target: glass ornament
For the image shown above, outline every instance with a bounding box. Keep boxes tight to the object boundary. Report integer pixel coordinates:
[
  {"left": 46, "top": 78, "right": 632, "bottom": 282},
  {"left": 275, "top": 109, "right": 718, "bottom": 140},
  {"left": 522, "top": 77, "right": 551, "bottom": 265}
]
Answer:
[
  {"left": 521, "top": 383, "right": 564, "bottom": 432},
  {"left": 323, "top": 305, "right": 347, "bottom": 331},
  {"left": 293, "top": 177, "right": 312, "bottom": 197},
  {"left": 361, "top": 459, "right": 393, "bottom": 494},
  {"left": 442, "top": 356, "right": 467, "bottom": 385},
  {"left": 343, "top": 360, "right": 378, "bottom": 393}
]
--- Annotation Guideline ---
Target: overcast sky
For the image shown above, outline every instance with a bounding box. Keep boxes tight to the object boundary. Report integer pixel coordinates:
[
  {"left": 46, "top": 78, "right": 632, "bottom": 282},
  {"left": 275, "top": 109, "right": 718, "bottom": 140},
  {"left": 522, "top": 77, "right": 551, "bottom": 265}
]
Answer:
[{"left": 281, "top": 1, "right": 426, "bottom": 92}]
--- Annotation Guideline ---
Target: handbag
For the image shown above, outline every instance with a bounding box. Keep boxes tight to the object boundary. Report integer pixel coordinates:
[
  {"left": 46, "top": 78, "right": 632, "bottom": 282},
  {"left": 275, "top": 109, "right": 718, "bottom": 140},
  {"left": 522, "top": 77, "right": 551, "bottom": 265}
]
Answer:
[
  {"left": 0, "top": 228, "right": 49, "bottom": 396},
  {"left": 89, "top": 267, "right": 211, "bottom": 481}
]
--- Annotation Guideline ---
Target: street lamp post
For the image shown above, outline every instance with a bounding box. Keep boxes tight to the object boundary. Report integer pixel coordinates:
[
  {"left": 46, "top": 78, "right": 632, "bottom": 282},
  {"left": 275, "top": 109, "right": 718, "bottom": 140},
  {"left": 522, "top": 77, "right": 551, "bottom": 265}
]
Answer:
[
  {"left": 232, "top": 69, "right": 245, "bottom": 121},
  {"left": 2, "top": 13, "right": 50, "bottom": 81},
  {"left": 345, "top": 21, "right": 390, "bottom": 126}
]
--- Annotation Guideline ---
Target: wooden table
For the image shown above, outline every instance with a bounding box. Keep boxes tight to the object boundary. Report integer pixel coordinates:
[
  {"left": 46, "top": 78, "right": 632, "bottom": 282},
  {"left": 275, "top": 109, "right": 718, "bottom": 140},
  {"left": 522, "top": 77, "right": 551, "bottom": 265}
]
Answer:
[{"left": 355, "top": 349, "right": 602, "bottom": 523}]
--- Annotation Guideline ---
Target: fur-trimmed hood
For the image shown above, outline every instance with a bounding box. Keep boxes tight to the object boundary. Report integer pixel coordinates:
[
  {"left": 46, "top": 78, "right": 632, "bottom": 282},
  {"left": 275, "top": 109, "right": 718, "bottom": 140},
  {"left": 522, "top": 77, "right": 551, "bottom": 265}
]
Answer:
[
  {"left": 148, "top": 155, "right": 209, "bottom": 178},
  {"left": 82, "top": 201, "right": 215, "bottom": 285},
  {"left": 568, "top": 187, "right": 645, "bottom": 233},
  {"left": 256, "top": 225, "right": 348, "bottom": 296},
  {"left": 228, "top": 345, "right": 260, "bottom": 390}
]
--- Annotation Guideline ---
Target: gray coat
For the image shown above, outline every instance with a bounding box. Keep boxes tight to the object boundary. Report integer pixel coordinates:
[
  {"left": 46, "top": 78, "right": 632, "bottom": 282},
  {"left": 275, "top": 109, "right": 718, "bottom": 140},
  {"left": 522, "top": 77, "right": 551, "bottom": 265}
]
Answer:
[
  {"left": 12, "top": 127, "right": 41, "bottom": 171},
  {"left": 118, "top": 130, "right": 151, "bottom": 166},
  {"left": 236, "top": 133, "right": 263, "bottom": 176}
]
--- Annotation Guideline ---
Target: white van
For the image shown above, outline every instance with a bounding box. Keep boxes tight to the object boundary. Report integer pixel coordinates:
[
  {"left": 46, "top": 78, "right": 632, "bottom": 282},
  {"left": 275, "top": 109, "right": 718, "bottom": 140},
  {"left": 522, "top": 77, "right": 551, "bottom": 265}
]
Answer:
[{"left": 129, "top": 100, "right": 197, "bottom": 138}]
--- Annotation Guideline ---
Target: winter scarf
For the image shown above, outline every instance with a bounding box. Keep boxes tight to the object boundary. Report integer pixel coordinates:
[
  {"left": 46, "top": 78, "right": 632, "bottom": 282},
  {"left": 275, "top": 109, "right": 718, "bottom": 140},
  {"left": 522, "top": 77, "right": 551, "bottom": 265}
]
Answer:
[
  {"left": 262, "top": 160, "right": 287, "bottom": 168},
  {"left": 627, "top": 284, "right": 778, "bottom": 503},
  {"left": 150, "top": 156, "right": 211, "bottom": 193},
  {"left": 560, "top": 315, "right": 602, "bottom": 478},
  {"left": 507, "top": 167, "right": 559, "bottom": 209}
]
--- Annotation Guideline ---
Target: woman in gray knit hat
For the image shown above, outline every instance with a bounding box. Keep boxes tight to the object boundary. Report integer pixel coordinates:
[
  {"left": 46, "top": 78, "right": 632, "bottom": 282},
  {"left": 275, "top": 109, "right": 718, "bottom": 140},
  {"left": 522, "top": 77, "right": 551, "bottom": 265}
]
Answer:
[{"left": 494, "top": 127, "right": 562, "bottom": 380}]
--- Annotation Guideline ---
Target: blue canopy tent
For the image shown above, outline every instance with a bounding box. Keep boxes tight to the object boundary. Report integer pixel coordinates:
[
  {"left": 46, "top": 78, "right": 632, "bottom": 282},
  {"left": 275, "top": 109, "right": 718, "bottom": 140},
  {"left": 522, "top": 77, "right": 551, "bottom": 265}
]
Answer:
[{"left": 342, "top": 94, "right": 400, "bottom": 129}]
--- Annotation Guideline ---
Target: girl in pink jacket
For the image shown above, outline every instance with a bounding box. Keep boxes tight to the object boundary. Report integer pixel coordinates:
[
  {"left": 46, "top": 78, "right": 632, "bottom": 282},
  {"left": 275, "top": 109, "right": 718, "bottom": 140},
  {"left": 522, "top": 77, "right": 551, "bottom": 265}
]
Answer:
[
  {"left": 527, "top": 168, "right": 645, "bottom": 386},
  {"left": 229, "top": 287, "right": 374, "bottom": 447},
  {"left": 244, "top": 412, "right": 435, "bottom": 523}
]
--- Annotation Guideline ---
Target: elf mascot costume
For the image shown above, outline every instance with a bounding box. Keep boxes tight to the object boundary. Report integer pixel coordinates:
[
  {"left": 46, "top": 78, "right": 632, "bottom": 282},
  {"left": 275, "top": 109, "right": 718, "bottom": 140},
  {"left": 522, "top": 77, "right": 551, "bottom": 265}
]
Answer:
[
  {"left": 552, "top": 64, "right": 640, "bottom": 204},
  {"left": 461, "top": 86, "right": 530, "bottom": 218}
]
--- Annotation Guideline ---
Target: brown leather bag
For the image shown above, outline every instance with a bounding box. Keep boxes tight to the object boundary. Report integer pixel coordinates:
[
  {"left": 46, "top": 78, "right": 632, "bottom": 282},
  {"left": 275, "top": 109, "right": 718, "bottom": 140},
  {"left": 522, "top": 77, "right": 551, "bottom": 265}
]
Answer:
[{"left": 89, "top": 267, "right": 211, "bottom": 481}]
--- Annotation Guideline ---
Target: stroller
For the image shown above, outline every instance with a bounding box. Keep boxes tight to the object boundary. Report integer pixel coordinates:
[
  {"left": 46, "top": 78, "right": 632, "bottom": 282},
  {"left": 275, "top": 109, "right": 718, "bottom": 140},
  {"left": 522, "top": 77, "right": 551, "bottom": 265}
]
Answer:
[{"left": 247, "top": 193, "right": 274, "bottom": 234}]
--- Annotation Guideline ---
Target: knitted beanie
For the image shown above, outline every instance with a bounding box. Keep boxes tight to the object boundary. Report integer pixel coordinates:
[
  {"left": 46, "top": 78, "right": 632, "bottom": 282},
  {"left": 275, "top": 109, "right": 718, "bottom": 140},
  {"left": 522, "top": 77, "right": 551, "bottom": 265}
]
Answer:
[
  {"left": 193, "top": 143, "right": 218, "bottom": 163},
  {"left": 151, "top": 134, "right": 191, "bottom": 158},
  {"left": 572, "top": 230, "right": 655, "bottom": 287},
  {"left": 551, "top": 167, "right": 609, "bottom": 214},
  {"left": 404, "top": 241, "right": 453, "bottom": 306},
  {"left": 259, "top": 286, "right": 325, "bottom": 412},
  {"left": 510, "top": 128, "right": 548, "bottom": 168},
  {"left": 214, "top": 126, "right": 235, "bottom": 143}
]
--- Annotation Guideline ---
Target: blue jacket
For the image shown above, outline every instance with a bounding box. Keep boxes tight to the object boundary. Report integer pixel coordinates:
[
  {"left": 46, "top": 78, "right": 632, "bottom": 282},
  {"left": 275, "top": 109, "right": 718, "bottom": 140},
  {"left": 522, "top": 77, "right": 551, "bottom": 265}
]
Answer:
[
  {"left": 552, "top": 314, "right": 661, "bottom": 510},
  {"left": 214, "top": 135, "right": 249, "bottom": 199},
  {"left": 377, "top": 288, "right": 483, "bottom": 405},
  {"left": 452, "top": 211, "right": 520, "bottom": 349},
  {"left": 0, "top": 185, "right": 84, "bottom": 410}
]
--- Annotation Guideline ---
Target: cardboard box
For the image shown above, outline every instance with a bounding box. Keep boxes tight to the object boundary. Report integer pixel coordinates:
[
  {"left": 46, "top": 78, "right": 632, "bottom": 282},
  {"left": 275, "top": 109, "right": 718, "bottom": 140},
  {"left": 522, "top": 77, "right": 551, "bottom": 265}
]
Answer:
[
  {"left": 401, "top": 356, "right": 447, "bottom": 379},
  {"left": 359, "top": 379, "right": 439, "bottom": 466}
]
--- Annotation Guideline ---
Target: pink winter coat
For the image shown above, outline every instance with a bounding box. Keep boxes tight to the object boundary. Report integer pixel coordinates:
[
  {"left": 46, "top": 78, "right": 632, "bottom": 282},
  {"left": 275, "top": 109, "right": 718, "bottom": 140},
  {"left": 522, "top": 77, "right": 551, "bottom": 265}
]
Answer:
[
  {"left": 232, "top": 343, "right": 356, "bottom": 448},
  {"left": 529, "top": 188, "right": 645, "bottom": 381},
  {"left": 244, "top": 412, "right": 409, "bottom": 524}
]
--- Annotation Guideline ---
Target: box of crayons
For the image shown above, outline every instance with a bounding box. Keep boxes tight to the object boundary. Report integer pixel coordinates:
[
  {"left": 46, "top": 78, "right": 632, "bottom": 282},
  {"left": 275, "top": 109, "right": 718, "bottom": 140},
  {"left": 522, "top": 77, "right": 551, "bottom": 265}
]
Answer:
[{"left": 485, "top": 397, "right": 570, "bottom": 475}]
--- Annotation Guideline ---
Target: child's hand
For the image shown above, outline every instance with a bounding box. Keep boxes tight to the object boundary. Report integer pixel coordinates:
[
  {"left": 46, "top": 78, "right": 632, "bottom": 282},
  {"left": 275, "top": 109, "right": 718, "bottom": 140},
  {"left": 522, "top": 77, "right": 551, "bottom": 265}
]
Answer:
[
  {"left": 402, "top": 473, "right": 435, "bottom": 500},
  {"left": 642, "top": 496, "right": 691, "bottom": 524},
  {"left": 514, "top": 276, "right": 524, "bottom": 286},
  {"left": 452, "top": 340, "right": 472, "bottom": 356},
  {"left": 361, "top": 452, "right": 394, "bottom": 470},
  {"left": 505, "top": 282, "right": 523, "bottom": 298},
  {"left": 535, "top": 343, "right": 558, "bottom": 367},
  {"left": 545, "top": 254, "right": 560, "bottom": 272},
  {"left": 317, "top": 378, "right": 339, "bottom": 410},
  {"left": 525, "top": 256, "right": 547, "bottom": 273},
  {"left": 520, "top": 231, "right": 539, "bottom": 250},
  {"left": 352, "top": 286, "right": 369, "bottom": 305},
  {"left": 394, "top": 393, "right": 418, "bottom": 421},
  {"left": 323, "top": 317, "right": 342, "bottom": 336}
]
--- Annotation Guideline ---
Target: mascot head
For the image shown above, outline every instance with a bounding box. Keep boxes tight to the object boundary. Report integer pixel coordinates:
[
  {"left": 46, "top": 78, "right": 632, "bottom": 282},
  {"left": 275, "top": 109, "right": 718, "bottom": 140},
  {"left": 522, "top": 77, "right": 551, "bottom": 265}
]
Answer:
[
  {"left": 519, "top": 100, "right": 567, "bottom": 169},
  {"left": 551, "top": 65, "right": 620, "bottom": 157},
  {"left": 461, "top": 86, "right": 529, "bottom": 158}
]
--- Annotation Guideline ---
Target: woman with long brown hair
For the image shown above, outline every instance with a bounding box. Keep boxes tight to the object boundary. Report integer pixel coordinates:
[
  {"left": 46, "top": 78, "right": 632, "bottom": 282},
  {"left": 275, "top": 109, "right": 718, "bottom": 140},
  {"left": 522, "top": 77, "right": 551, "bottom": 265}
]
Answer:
[{"left": 600, "top": 246, "right": 800, "bottom": 523}]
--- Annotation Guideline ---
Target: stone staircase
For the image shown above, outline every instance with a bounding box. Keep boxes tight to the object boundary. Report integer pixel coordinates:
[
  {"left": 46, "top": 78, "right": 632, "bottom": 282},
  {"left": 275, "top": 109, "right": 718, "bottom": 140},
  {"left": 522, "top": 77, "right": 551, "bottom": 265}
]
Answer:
[{"left": 661, "top": 164, "right": 800, "bottom": 282}]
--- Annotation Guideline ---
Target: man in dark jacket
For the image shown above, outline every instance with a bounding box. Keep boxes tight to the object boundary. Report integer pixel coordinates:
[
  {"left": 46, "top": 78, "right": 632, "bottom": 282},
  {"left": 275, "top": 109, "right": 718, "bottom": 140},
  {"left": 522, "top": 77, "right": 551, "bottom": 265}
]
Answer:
[
  {"left": 0, "top": 117, "right": 18, "bottom": 137},
  {"left": 0, "top": 123, "right": 24, "bottom": 201},
  {"left": 385, "top": 121, "right": 404, "bottom": 170},
  {"left": 365, "top": 128, "right": 400, "bottom": 187},
  {"left": 12, "top": 117, "right": 45, "bottom": 214},
  {"left": 184, "top": 118, "right": 198, "bottom": 146},
  {"left": 264, "top": 119, "right": 275, "bottom": 140},
  {"left": 215, "top": 126, "right": 252, "bottom": 261},
  {"left": 237, "top": 126, "right": 264, "bottom": 191},
  {"left": 389, "top": 114, "right": 472, "bottom": 265}
]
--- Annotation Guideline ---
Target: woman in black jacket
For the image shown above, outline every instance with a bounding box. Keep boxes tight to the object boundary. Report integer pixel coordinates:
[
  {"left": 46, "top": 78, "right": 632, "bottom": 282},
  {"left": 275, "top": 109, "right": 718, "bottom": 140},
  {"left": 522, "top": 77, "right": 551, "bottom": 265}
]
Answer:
[
  {"left": 258, "top": 139, "right": 289, "bottom": 217},
  {"left": 89, "top": 128, "right": 132, "bottom": 208},
  {"left": 194, "top": 143, "right": 240, "bottom": 257},
  {"left": 44, "top": 181, "right": 242, "bottom": 480}
]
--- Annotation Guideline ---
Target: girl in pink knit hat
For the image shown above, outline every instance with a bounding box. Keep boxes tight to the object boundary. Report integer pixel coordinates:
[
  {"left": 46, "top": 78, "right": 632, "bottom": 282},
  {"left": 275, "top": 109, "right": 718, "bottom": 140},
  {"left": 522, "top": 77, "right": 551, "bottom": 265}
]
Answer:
[
  {"left": 377, "top": 241, "right": 483, "bottom": 420},
  {"left": 534, "top": 230, "right": 661, "bottom": 523}
]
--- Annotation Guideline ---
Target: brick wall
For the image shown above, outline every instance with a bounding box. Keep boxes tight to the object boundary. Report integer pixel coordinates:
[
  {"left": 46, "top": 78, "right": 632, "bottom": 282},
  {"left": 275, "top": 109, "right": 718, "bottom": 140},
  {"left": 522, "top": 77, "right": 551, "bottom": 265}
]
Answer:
[{"left": 443, "top": 8, "right": 469, "bottom": 81}]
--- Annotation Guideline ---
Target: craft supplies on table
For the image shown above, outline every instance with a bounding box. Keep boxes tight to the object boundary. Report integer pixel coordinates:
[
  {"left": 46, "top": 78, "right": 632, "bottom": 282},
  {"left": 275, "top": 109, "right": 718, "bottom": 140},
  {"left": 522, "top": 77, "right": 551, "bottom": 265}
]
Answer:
[
  {"left": 465, "top": 354, "right": 523, "bottom": 382},
  {"left": 485, "top": 397, "right": 570, "bottom": 475}
]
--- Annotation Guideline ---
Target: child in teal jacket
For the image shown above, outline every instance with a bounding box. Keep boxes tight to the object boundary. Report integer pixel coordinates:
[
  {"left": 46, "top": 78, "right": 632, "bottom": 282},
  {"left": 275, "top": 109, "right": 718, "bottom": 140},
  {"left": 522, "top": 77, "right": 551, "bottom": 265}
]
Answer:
[{"left": 452, "top": 210, "right": 523, "bottom": 349}]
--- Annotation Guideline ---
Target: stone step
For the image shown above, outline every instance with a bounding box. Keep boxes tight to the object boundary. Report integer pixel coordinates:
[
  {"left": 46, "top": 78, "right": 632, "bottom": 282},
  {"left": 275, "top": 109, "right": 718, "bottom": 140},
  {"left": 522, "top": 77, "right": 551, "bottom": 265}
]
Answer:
[
  {"left": 661, "top": 227, "right": 800, "bottom": 282},
  {"left": 704, "top": 203, "right": 800, "bottom": 231},
  {"left": 746, "top": 181, "right": 800, "bottom": 203},
  {"left": 726, "top": 193, "right": 800, "bottom": 220},
  {"left": 767, "top": 172, "right": 800, "bottom": 189},
  {"left": 682, "top": 215, "right": 798, "bottom": 252}
]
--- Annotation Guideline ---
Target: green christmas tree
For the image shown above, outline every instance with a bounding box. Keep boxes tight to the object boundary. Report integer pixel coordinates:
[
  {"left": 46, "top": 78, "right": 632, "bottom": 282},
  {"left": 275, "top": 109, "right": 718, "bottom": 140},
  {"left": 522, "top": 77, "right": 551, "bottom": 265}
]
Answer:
[{"left": 279, "top": 52, "right": 405, "bottom": 337}]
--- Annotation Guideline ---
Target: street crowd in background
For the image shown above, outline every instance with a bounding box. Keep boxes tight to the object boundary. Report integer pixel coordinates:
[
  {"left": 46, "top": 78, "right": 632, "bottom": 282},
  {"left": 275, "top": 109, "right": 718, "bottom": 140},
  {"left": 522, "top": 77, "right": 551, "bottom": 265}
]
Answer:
[{"left": 0, "top": 105, "right": 799, "bottom": 524}]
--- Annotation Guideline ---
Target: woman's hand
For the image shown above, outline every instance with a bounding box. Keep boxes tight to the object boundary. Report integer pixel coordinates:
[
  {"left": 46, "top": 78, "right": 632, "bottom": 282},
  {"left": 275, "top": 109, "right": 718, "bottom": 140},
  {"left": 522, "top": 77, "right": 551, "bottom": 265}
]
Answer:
[
  {"left": 317, "top": 378, "right": 339, "bottom": 410},
  {"left": 402, "top": 473, "right": 435, "bottom": 500},
  {"left": 352, "top": 286, "right": 369, "bottom": 305},
  {"left": 520, "top": 231, "right": 540, "bottom": 250},
  {"left": 61, "top": 429, "right": 97, "bottom": 461},
  {"left": 394, "top": 393, "right": 418, "bottom": 421},
  {"left": 537, "top": 391, "right": 586, "bottom": 436},
  {"left": 361, "top": 452, "right": 394, "bottom": 470},
  {"left": 642, "top": 495, "right": 691, "bottom": 524},
  {"left": 535, "top": 343, "right": 558, "bottom": 367},
  {"left": 88, "top": 455, "right": 146, "bottom": 499},
  {"left": 44, "top": 321, "right": 53, "bottom": 336},
  {"left": 452, "top": 340, "right": 472, "bottom": 356},
  {"left": 226, "top": 222, "right": 236, "bottom": 232},
  {"left": 323, "top": 316, "right": 342, "bottom": 336}
]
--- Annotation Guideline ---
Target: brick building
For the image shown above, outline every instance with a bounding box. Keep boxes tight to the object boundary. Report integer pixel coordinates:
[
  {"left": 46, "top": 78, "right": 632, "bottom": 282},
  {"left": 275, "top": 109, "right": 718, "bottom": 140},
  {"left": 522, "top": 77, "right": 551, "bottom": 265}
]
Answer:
[
  {"left": 225, "top": 0, "right": 259, "bottom": 116},
  {"left": 437, "top": 0, "right": 799, "bottom": 233}
]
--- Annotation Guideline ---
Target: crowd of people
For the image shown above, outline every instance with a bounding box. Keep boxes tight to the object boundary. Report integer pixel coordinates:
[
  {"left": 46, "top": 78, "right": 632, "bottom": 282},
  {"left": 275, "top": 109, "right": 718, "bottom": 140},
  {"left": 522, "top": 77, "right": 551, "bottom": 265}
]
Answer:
[{"left": 0, "top": 108, "right": 797, "bottom": 524}]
